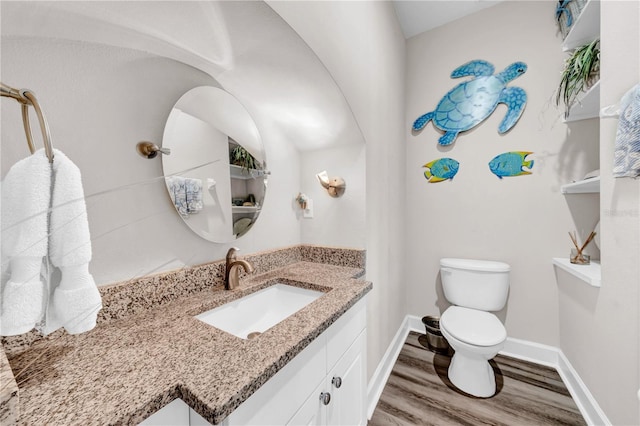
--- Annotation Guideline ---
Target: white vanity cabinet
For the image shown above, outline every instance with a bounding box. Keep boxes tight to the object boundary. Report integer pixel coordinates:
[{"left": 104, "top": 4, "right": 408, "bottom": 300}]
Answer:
[
  {"left": 288, "top": 331, "right": 366, "bottom": 426},
  {"left": 141, "top": 297, "right": 367, "bottom": 426},
  {"left": 222, "top": 296, "right": 367, "bottom": 426}
]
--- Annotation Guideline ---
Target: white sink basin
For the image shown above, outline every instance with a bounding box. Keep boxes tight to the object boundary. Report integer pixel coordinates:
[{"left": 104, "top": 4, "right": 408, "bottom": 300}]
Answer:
[{"left": 195, "top": 283, "right": 324, "bottom": 339}]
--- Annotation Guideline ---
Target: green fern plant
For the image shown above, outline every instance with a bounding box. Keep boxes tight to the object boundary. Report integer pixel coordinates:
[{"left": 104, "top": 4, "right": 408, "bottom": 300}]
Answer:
[
  {"left": 230, "top": 145, "right": 258, "bottom": 172},
  {"left": 556, "top": 38, "right": 600, "bottom": 118}
]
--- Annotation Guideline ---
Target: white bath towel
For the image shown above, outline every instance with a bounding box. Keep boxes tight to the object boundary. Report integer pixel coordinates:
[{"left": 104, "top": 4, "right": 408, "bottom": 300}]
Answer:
[
  {"left": 1, "top": 148, "right": 102, "bottom": 336},
  {"left": 0, "top": 149, "right": 51, "bottom": 336},
  {"left": 1, "top": 149, "right": 51, "bottom": 258},
  {"left": 47, "top": 149, "right": 102, "bottom": 335},
  {"left": 0, "top": 258, "right": 45, "bottom": 335},
  {"left": 49, "top": 150, "right": 92, "bottom": 267},
  {"left": 46, "top": 265, "right": 101, "bottom": 335}
]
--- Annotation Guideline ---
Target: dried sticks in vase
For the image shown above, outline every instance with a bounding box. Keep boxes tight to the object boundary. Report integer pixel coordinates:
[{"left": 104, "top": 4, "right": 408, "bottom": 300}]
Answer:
[{"left": 569, "top": 230, "right": 597, "bottom": 265}]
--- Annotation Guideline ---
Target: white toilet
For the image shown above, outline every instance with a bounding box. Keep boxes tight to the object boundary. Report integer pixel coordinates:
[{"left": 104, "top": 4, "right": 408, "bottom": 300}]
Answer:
[{"left": 439, "top": 258, "right": 510, "bottom": 398}]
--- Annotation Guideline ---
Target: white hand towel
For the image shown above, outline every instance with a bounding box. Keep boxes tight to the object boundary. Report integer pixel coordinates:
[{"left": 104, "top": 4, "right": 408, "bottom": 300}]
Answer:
[
  {"left": 185, "top": 177, "right": 203, "bottom": 214},
  {"left": 47, "top": 150, "right": 102, "bottom": 335},
  {"left": 0, "top": 149, "right": 50, "bottom": 336},
  {"left": 166, "top": 175, "right": 188, "bottom": 217}
]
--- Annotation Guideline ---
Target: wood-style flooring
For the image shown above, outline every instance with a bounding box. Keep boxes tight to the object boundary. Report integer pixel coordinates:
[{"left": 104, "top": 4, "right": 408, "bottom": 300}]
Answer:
[{"left": 369, "top": 332, "right": 586, "bottom": 426}]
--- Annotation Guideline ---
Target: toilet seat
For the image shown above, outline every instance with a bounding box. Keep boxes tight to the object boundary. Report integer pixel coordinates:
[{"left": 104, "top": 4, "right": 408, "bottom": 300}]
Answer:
[{"left": 440, "top": 306, "right": 506, "bottom": 347}]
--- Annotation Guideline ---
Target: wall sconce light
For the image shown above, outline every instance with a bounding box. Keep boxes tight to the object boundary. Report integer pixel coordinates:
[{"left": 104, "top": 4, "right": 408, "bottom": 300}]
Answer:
[{"left": 316, "top": 170, "right": 346, "bottom": 198}]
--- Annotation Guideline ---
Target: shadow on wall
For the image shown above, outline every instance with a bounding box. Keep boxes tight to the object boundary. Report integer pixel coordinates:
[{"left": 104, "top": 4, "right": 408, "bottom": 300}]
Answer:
[
  {"left": 555, "top": 119, "right": 600, "bottom": 184},
  {"left": 435, "top": 271, "right": 449, "bottom": 315},
  {"left": 563, "top": 194, "right": 600, "bottom": 259}
]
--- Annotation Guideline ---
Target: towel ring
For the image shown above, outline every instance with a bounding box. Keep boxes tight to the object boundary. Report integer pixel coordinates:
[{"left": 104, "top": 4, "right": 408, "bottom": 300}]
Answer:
[{"left": 1, "top": 82, "right": 55, "bottom": 163}]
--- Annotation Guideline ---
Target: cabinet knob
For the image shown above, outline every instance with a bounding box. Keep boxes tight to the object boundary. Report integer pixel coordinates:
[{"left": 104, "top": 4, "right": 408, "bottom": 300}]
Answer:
[
  {"left": 332, "top": 376, "right": 342, "bottom": 389},
  {"left": 319, "top": 392, "right": 331, "bottom": 406}
]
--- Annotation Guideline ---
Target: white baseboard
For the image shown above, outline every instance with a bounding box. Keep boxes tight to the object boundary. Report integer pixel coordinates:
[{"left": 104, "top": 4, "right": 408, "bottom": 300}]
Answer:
[
  {"left": 556, "top": 351, "right": 612, "bottom": 426},
  {"left": 367, "top": 315, "right": 611, "bottom": 426},
  {"left": 366, "top": 316, "right": 412, "bottom": 419},
  {"left": 500, "top": 336, "right": 560, "bottom": 368},
  {"left": 500, "top": 337, "right": 611, "bottom": 426}
]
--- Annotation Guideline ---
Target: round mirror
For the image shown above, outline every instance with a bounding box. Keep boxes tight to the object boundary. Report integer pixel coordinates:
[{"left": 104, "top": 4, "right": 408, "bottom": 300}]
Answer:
[{"left": 162, "top": 86, "right": 268, "bottom": 243}]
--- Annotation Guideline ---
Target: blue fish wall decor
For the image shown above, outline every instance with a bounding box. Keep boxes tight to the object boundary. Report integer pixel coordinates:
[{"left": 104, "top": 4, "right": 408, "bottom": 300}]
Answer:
[
  {"left": 413, "top": 60, "right": 528, "bottom": 146},
  {"left": 489, "top": 151, "right": 534, "bottom": 178},
  {"left": 423, "top": 158, "right": 460, "bottom": 183}
]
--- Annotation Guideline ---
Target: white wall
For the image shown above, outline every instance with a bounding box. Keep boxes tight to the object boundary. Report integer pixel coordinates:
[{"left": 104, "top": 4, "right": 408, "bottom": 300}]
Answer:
[
  {"left": 298, "top": 143, "right": 366, "bottom": 248},
  {"left": 403, "top": 1, "right": 639, "bottom": 422},
  {"left": 280, "top": 2, "right": 639, "bottom": 422},
  {"left": 404, "top": 1, "right": 600, "bottom": 348},
  {"left": 558, "top": 1, "right": 640, "bottom": 424},
  {"left": 2, "top": 1, "right": 373, "bottom": 289},
  {"left": 0, "top": 37, "right": 301, "bottom": 285},
  {"left": 267, "top": 1, "right": 407, "bottom": 379}
]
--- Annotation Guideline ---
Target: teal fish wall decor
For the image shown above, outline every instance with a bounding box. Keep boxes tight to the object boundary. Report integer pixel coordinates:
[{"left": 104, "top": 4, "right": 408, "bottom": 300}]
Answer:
[
  {"left": 413, "top": 60, "right": 528, "bottom": 146},
  {"left": 423, "top": 158, "right": 459, "bottom": 183},
  {"left": 488, "top": 151, "right": 534, "bottom": 178}
]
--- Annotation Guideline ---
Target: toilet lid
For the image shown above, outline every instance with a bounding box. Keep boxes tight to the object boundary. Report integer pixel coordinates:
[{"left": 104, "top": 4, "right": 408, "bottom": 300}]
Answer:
[{"left": 441, "top": 306, "right": 506, "bottom": 347}]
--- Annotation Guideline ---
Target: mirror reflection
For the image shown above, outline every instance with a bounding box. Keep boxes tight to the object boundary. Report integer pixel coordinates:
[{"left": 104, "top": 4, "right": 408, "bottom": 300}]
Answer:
[{"left": 162, "top": 86, "right": 267, "bottom": 243}]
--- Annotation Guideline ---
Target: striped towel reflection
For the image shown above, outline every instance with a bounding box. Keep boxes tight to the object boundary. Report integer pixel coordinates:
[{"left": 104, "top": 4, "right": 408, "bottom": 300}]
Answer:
[{"left": 165, "top": 176, "right": 203, "bottom": 217}]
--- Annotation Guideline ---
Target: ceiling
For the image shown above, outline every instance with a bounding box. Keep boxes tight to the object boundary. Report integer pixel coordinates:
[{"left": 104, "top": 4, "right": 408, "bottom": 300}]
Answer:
[
  {"left": 1, "top": 1, "right": 364, "bottom": 152},
  {"left": 393, "top": 0, "right": 505, "bottom": 39}
]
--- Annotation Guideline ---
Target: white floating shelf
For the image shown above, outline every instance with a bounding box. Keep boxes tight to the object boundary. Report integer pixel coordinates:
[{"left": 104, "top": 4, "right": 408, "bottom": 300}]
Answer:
[
  {"left": 563, "top": 80, "right": 600, "bottom": 122},
  {"left": 230, "top": 165, "right": 264, "bottom": 180},
  {"left": 232, "top": 206, "right": 260, "bottom": 213},
  {"left": 562, "top": 0, "right": 600, "bottom": 51},
  {"left": 561, "top": 176, "right": 600, "bottom": 194},
  {"left": 553, "top": 258, "right": 601, "bottom": 287}
]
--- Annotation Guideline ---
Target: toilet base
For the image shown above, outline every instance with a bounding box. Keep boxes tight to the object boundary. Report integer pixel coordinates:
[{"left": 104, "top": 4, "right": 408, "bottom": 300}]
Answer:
[{"left": 448, "top": 351, "right": 496, "bottom": 397}]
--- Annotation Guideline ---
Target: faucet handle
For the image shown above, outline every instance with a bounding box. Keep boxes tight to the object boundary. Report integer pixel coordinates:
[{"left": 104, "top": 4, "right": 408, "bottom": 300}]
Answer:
[{"left": 226, "top": 247, "right": 240, "bottom": 261}]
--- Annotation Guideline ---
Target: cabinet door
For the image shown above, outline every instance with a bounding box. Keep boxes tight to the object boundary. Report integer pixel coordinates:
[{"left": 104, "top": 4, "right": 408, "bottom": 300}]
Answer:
[
  {"left": 326, "top": 298, "right": 366, "bottom": 371},
  {"left": 287, "top": 381, "right": 326, "bottom": 426},
  {"left": 325, "top": 331, "right": 366, "bottom": 426},
  {"left": 224, "top": 333, "right": 326, "bottom": 425}
]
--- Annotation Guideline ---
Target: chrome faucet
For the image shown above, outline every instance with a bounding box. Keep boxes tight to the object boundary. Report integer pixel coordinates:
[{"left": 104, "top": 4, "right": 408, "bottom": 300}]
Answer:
[{"left": 225, "top": 247, "right": 255, "bottom": 290}]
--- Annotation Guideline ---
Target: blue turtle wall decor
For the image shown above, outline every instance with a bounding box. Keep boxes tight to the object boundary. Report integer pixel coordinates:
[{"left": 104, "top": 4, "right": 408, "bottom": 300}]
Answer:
[
  {"left": 413, "top": 60, "right": 528, "bottom": 146},
  {"left": 488, "top": 151, "right": 534, "bottom": 178},
  {"left": 423, "top": 158, "right": 460, "bottom": 183}
]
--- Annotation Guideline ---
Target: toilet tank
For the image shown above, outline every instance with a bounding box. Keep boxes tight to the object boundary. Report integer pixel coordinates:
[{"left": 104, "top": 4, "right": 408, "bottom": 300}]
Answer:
[{"left": 440, "top": 258, "right": 510, "bottom": 311}]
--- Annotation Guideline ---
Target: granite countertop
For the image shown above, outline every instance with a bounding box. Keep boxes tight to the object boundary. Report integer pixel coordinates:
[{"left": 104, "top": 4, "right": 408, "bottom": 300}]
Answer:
[{"left": 6, "top": 261, "right": 371, "bottom": 425}]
